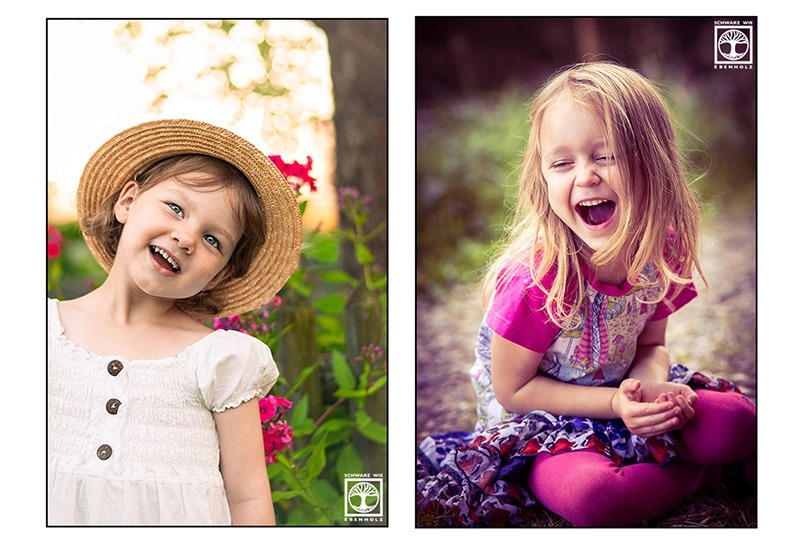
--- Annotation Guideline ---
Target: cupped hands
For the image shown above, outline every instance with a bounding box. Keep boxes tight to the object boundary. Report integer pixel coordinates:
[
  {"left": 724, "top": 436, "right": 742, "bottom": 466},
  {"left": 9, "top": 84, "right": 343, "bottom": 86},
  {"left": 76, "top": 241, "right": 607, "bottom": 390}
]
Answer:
[{"left": 611, "top": 379, "right": 697, "bottom": 437}]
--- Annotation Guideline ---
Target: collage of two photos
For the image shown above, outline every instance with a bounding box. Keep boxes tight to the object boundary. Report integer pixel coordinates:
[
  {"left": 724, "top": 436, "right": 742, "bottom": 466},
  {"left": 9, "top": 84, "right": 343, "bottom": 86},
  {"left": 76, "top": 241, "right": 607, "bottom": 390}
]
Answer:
[{"left": 45, "top": 16, "right": 758, "bottom": 530}]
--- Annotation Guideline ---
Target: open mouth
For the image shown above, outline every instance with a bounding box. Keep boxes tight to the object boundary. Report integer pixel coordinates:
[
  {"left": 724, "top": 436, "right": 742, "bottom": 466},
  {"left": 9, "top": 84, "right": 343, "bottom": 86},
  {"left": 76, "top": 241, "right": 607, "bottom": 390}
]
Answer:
[
  {"left": 150, "top": 245, "right": 181, "bottom": 273},
  {"left": 576, "top": 199, "right": 616, "bottom": 226}
]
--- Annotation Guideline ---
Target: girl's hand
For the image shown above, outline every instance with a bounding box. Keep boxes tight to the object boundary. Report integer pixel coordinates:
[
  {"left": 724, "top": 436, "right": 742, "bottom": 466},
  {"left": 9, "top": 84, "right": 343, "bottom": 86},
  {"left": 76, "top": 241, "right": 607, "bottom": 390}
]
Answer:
[
  {"left": 611, "top": 379, "right": 688, "bottom": 437},
  {"left": 643, "top": 381, "right": 697, "bottom": 430},
  {"left": 639, "top": 381, "right": 698, "bottom": 408}
]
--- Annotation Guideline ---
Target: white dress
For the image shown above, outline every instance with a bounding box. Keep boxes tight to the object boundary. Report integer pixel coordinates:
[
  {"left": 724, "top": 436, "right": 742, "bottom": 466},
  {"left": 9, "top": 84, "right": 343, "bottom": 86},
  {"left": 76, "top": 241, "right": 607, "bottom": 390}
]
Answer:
[{"left": 47, "top": 298, "right": 279, "bottom": 525}]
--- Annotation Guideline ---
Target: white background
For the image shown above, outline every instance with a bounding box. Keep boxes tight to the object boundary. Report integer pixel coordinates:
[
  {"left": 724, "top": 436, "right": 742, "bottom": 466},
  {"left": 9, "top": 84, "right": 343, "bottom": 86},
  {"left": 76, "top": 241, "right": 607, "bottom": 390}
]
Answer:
[{"left": 5, "top": 0, "right": 798, "bottom": 546}]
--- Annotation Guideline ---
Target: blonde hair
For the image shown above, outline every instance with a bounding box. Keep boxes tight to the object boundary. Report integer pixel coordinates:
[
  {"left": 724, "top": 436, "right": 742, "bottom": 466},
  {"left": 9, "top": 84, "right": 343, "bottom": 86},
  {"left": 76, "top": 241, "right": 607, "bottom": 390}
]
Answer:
[{"left": 482, "top": 62, "right": 702, "bottom": 327}]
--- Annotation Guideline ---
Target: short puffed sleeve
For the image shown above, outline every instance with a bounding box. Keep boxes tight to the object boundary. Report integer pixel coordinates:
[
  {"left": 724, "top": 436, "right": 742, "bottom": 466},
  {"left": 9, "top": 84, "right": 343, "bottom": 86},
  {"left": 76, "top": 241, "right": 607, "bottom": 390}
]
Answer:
[
  {"left": 194, "top": 330, "right": 279, "bottom": 412},
  {"left": 485, "top": 263, "right": 561, "bottom": 354}
]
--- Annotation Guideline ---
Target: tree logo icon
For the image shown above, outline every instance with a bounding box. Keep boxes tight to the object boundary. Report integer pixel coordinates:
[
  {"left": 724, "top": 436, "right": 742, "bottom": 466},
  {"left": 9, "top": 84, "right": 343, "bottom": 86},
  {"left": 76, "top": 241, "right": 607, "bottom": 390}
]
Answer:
[
  {"left": 344, "top": 477, "right": 383, "bottom": 517},
  {"left": 714, "top": 25, "right": 753, "bottom": 65}
]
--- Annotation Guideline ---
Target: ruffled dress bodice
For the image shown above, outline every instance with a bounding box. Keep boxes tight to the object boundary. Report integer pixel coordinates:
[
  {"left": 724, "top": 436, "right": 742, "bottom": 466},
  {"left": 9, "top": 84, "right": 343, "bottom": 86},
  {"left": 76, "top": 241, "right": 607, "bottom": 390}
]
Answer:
[{"left": 47, "top": 298, "right": 278, "bottom": 525}]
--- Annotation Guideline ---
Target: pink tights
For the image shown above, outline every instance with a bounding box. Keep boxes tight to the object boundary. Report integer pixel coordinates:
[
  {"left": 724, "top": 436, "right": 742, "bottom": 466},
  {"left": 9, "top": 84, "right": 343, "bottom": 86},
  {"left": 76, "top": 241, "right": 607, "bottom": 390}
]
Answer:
[{"left": 527, "top": 390, "right": 756, "bottom": 526}]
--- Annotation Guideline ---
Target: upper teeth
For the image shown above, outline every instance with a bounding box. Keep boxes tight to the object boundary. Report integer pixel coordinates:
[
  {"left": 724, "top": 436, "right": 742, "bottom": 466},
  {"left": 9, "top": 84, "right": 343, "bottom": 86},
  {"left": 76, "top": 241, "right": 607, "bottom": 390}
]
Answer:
[
  {"left": 152, "top": 246, "right": 179, "bottom": 271},
  {"left": 579, "top": 199, "right": 609, "bottom": 207}
]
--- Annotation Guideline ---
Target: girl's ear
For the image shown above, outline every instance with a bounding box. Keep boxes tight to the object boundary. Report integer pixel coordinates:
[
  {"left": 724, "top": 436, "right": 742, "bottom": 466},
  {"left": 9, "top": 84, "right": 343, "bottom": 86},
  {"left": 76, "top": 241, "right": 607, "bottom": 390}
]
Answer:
[{"left": 114, "top": 180, "right": 140, "bottom": 224}]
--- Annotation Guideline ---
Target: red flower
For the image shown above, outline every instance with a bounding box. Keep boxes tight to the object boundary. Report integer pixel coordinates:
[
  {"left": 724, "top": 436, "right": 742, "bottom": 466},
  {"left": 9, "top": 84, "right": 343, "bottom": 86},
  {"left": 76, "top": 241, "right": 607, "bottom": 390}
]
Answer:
[
  {"left": 262, "top": 420, "right": 294, "bottom": 464},
  {"left": 259, "top": 395, "right": 294, "bottom": 464},
  {"left": 47, "top": 225, "right": 63, "bottom": 260},
  {"left": 259, "top": 395, "right": 293, "bottom": 423},
  {"left": 268, "top": 155, "right": 317, "bottom": 193}
]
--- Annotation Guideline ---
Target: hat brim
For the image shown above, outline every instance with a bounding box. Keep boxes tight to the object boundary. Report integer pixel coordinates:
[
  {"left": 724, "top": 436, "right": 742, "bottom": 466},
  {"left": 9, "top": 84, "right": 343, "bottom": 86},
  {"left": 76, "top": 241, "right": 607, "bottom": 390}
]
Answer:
[{"left": 77, "top": 119, "right": 303, "bottom": 318}]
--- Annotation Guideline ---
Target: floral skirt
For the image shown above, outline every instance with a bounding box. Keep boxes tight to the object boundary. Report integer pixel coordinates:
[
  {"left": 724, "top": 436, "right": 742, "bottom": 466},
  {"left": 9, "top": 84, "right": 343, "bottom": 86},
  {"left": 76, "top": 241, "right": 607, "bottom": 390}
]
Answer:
[{"left": 415, "top": 364, "right": 742, "bottom": 527}]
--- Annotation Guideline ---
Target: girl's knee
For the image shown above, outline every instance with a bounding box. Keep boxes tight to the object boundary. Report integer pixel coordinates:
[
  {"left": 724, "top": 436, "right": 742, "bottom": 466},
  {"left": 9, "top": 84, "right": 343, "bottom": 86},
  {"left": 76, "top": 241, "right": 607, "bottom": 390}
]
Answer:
[
  {"left": 681, "top": 390, "right": 757, "bottom": 463},
  {"left": 696, "top": 390, "right": 756, "bottom": 435},
  {"left": 529, "top": 451, "right": 632, "bottom": 526}
]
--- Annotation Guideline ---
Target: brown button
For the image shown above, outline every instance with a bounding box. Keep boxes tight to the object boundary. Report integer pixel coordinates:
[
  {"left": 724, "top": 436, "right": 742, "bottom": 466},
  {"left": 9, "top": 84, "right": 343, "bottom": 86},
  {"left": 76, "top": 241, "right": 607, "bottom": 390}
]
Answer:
[
  {"left": 97, "top": 444, "right": 113, "bottom": 460},
  {"left": 105, "top": 398, "right": 121, "bottom": 415},
  {"left": 107, "top": 360, "right": 124, "bottom": 376}
]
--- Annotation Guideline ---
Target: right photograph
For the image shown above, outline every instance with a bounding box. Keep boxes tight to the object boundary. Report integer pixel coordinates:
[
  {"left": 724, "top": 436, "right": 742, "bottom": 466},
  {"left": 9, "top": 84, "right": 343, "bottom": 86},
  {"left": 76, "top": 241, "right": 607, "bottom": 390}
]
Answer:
[{"left": 415, "top": 16, "right": 757, "bottom": 527}]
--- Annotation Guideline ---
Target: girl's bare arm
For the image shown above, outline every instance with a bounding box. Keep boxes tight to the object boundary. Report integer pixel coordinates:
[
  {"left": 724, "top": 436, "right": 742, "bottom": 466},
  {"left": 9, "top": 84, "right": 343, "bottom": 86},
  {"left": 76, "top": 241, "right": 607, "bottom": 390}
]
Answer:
[
  {"left": 490, "top": 332, "right": 679, "bottom": 433},
  {"left": 215, "top": 398, "right": 276, "bottom": 525}
]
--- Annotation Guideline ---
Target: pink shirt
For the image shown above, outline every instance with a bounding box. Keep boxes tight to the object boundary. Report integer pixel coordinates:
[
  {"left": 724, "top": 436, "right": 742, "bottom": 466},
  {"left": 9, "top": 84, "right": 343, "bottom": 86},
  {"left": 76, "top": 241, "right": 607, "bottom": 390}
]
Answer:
[{"left": 486, "top": 258, "right": 696, "bottom": 386}]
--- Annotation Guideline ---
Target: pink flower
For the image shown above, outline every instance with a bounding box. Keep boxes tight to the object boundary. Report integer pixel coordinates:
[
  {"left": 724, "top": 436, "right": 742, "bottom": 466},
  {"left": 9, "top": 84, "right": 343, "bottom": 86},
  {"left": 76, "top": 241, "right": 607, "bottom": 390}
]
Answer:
[
  {"left": 259, "top": 395, "right": 294, "bottom": 463},
  {"left": 259, "top": 395, "right": 293, "bottom": 423},
  {"left": 47, "top": 225, "right": 63, "bottom": 260},
  {"left": 355, "top": 343, "right": 385, "bottom": 365},
  {"left": 262, "top": 420, "right": 294, "bottom": 464},
  {"left": 269, "top": 155, "right": 317, "bottom": 193},
  {"left": 211, "top": 302, "right": 279, "bottom": 335}
]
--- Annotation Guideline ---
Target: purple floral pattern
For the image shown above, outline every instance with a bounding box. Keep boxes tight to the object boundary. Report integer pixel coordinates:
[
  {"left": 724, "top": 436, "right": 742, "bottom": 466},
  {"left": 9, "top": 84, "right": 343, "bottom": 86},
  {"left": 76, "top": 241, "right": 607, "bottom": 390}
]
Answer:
[{"left": 416, "top": 363, "right": 741, "bottom": 527}]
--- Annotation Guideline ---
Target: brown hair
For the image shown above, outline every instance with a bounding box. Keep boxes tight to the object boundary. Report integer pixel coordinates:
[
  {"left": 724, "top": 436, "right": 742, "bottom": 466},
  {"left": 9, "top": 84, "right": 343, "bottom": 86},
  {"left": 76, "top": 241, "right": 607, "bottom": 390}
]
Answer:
[
  {"left": 81, "top": 154, "right": 267, "bottom": 315},
  {"left": 483, "top": 62, "right": 703, "bottom": 327}
]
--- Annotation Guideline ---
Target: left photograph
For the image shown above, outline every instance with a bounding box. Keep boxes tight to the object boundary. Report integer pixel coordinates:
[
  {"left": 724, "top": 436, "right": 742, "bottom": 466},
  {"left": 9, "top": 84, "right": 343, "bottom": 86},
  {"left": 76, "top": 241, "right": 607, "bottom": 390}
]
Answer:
[{"left": 46, "top": 19, "right": 388, "bottom": 527}]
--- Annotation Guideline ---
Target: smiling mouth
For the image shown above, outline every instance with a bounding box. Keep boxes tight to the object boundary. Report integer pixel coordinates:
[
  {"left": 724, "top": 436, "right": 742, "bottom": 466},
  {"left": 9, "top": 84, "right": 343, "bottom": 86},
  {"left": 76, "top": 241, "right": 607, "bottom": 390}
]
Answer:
[
  {"left": 576, "top": 199, "right": 616, "bottom": 226},
  {"left": 150, "top": 246, "right": 181, "bottom": 272}
]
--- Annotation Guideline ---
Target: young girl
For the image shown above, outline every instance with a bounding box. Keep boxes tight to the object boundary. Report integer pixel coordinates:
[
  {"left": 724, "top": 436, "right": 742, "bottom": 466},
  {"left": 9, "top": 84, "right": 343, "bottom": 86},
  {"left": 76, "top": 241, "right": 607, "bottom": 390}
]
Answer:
[
  {"left": 48, "top": 119, "right": 302, "bottom": 525},
  {"left": 415, "top": 62, "right": 756, "bottom": 527}
]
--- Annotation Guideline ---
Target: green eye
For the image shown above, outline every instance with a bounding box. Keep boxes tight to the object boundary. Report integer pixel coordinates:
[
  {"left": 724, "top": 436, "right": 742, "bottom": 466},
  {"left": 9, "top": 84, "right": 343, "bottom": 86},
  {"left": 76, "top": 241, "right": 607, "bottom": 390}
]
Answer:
[
  {"left": 168, "top": 203, "right": 183, "bottom": 216},
  {"left": 204, "top": 235, "right": 220, "bottom": 249}
]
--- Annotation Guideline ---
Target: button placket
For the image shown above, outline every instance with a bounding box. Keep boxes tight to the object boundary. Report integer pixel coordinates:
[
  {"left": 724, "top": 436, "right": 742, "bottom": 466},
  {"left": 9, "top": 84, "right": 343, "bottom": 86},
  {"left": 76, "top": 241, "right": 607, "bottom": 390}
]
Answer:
[{"left": 97, "top": 359, "right": 126, "bottom": 463}]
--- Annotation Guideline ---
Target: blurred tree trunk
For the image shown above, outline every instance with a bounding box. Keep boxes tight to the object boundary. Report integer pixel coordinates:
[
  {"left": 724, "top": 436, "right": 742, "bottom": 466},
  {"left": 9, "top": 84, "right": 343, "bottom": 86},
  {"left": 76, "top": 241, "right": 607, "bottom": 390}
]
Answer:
[
  {"left": 312, "top": 19, "right": 388, "bottom": 482},
  {"left": 313, "top": 19, "right": 387, "bottom": 269},
  {"left": 274, "top": 286, "right": 324, "bottom": 420}
]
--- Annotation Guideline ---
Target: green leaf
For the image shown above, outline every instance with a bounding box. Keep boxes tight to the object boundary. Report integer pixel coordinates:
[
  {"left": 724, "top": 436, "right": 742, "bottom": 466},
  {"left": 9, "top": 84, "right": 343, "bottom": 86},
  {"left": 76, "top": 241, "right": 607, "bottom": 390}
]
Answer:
[
  {"left": 288, "top": 363, "right": 319, "bottom": 394},
  {"left": 306, "top": 433, "right": 328, "bottom": 479},
  {"left": 355, "top": 410, "right": 387, "bottom": 444},
  {"left": 303, "top": 235, "right": 339, "bottom": 263},
  {"left": 312, "top": 294, "right": 347, "bottom": 315},
  {"left": 333, "top": 388, "right": 368, "bottom": 400},
  {"left": 336, "top": 443, "right": 364, "bottom": 477},
  {"left": 366, "top": 374, "right": 387, "bottom": 396},
  {"left": 315, "top": 418, "right": 353, "bottom": 444},
  {"left": 288, "top": 393, "right": 309, "bottom": 427},
  {"left": 308, "top": 479, "right": 341, "bottom": 508},
  {"left": 271, "top": 489, "right": 305, "bottom": 502},
  {"left": 318, "top": 269, "right": 359, "bottom": 287},
  {"left": 357, "top": 420, "right": 387, "bottom": 444},
  {"left": 355, "top": 242, "right": 374, "bottom": 266},
  {"left": 291, "top": 418, "right": 316, "bottom": 437},
  {"left": 367, "top": 274, "right": 387, "bottom": 291},
  {"left": 331, "top": 351, "right": 356, "bottom": 390}
]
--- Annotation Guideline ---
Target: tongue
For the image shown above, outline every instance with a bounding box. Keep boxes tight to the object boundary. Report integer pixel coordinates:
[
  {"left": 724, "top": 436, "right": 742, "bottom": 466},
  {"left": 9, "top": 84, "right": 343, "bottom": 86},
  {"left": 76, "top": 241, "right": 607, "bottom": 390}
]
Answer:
[
  {"left": 585, "top": 201, "right": 615, "bottom": 225},
  {"left": 152, "top": 249, "right": 176, "bottom": 271}
]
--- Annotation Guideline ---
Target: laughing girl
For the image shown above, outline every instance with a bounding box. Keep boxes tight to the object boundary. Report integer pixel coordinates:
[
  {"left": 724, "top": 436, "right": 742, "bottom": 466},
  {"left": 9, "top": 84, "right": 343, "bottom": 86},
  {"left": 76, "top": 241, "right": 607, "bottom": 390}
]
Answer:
[{"left": 416, "top": 62, "right": 756, "bottom": 527}]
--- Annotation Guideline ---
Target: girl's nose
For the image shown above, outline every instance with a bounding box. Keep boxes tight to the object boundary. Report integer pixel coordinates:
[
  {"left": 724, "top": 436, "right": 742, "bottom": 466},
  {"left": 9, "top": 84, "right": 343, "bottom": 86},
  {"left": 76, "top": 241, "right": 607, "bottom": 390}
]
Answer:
[
  {"left": 574, "top": 163, "right": 600, "bottom": 187},
  {"left": 172, "top": 228, "right": 195, "bottom": 253}
]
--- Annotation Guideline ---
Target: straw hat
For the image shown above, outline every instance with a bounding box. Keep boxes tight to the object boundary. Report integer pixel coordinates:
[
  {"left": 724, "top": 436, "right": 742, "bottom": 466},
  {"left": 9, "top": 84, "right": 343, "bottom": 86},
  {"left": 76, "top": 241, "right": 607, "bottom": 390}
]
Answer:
[{"left": 77, "top": 118, "right": 303, "bottom": 318}]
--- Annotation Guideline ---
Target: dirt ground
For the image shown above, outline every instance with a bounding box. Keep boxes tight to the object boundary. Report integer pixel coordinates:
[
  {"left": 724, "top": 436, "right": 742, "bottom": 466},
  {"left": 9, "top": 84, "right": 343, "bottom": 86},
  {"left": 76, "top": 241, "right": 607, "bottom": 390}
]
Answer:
[{"left": 416, "top": 210, "right": 757, "bottom": 443}]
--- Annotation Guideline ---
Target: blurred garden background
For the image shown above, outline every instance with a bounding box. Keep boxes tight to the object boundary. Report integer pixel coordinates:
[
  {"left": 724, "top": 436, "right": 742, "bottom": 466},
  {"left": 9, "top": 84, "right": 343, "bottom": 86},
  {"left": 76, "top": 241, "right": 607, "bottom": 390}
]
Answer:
[
  {"left": 416, "top": 17, "right": 756, "bottom": 526},
  {"left": 47, "top": 19, "right": 388, "bottom": 526}
]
